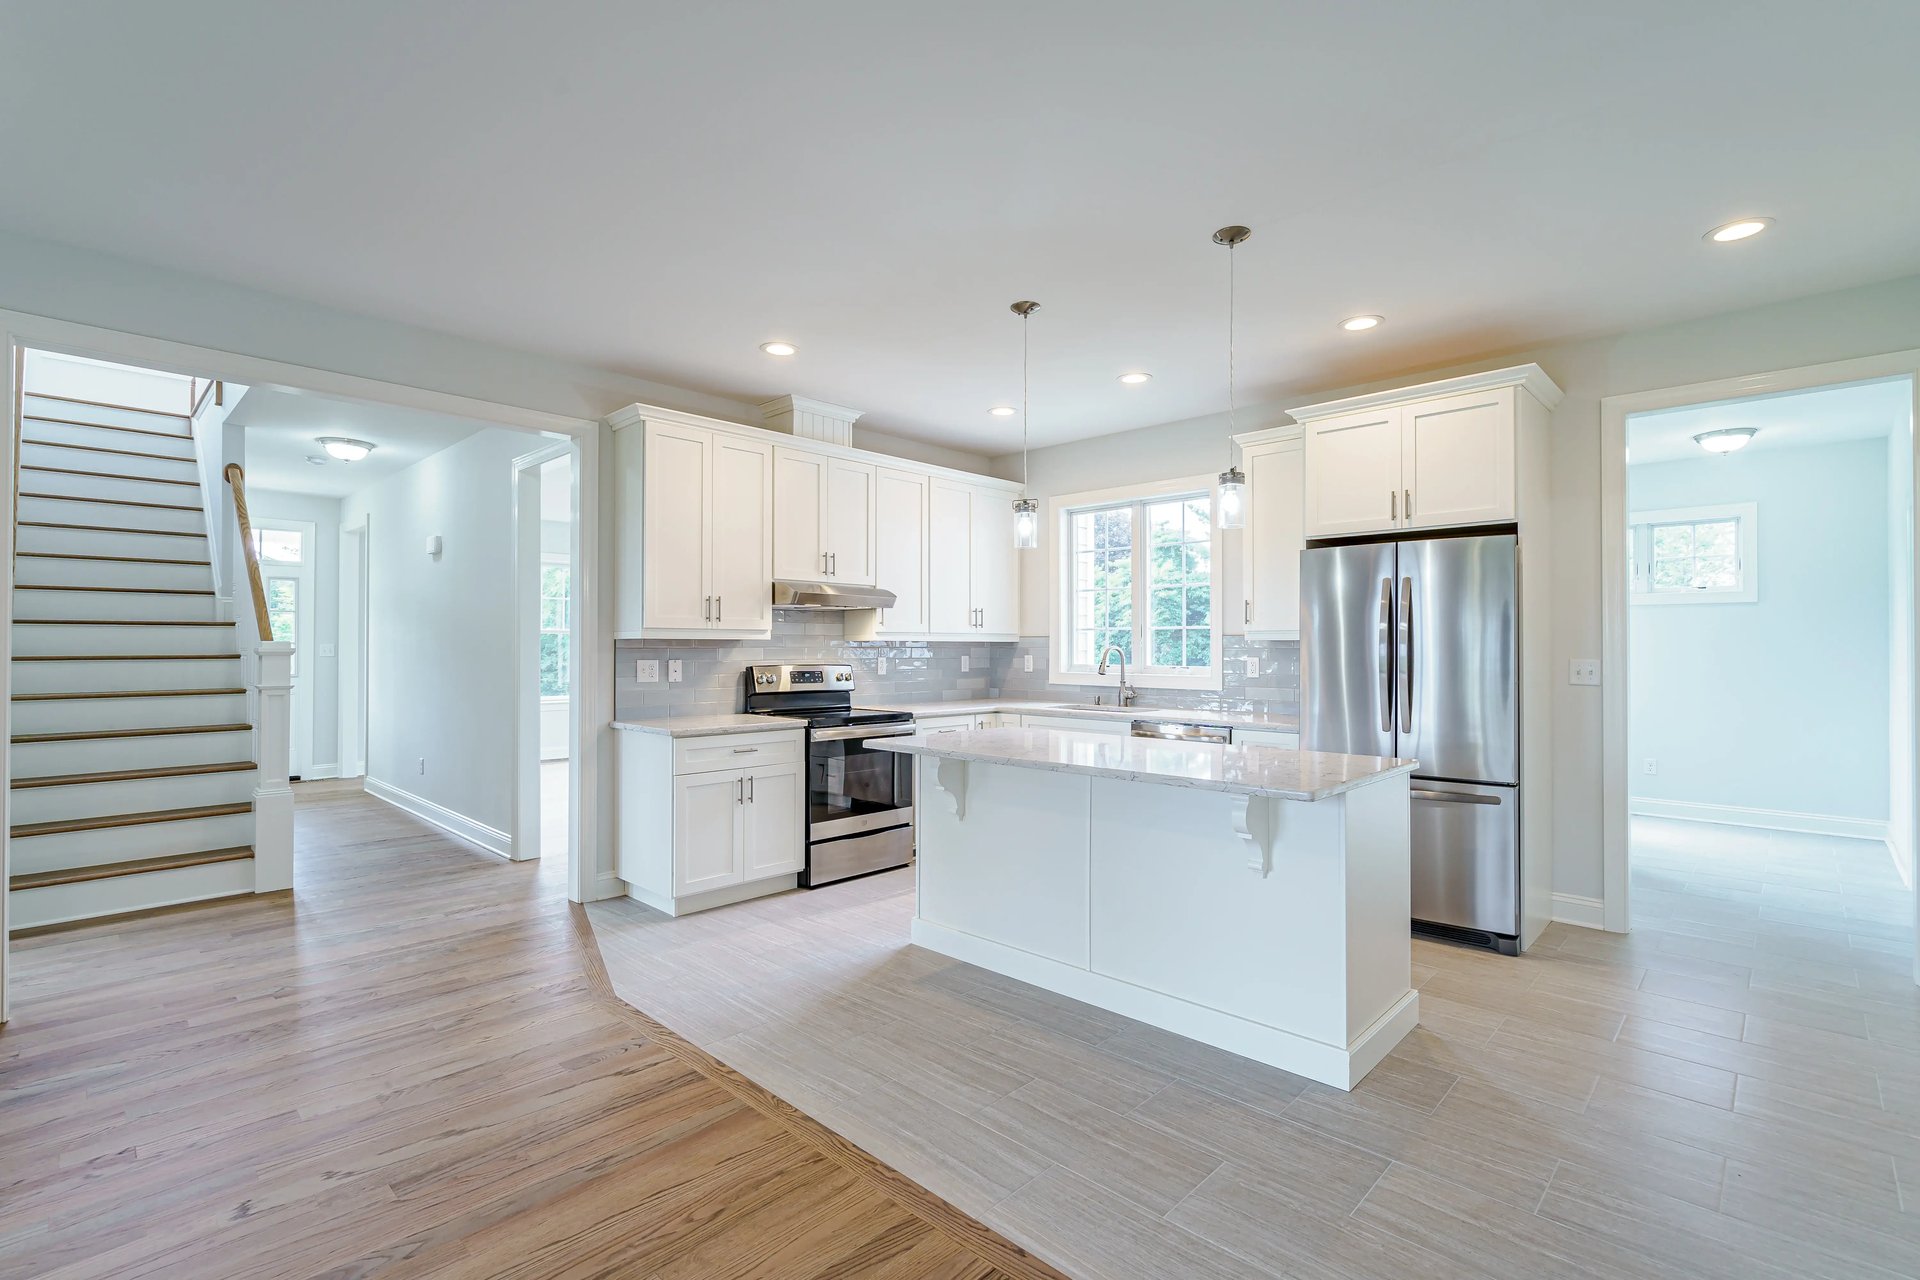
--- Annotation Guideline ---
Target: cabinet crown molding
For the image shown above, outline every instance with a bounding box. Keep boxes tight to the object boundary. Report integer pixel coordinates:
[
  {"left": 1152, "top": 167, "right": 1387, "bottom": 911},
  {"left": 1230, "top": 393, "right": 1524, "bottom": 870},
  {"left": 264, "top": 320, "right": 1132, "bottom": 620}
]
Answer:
[
  {"left": 1230, "top": 423, "right": 1305, "bottom": 448},
  {"left": 1286, "top": 363, "right": 1564, "bottom": 423}
]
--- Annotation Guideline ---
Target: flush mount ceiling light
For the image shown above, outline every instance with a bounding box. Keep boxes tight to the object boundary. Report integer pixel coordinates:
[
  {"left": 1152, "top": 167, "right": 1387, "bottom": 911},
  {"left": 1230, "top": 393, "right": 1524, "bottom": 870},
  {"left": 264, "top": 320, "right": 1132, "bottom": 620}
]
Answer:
[
  {"left": 1118, "top": 372, "right": 1152, "bottom": 385},
  {"left": 1340, "top": 314, "right": 1384, "bottom": 332},
  {"left": 759, "top": 341, "right": 797, "bottom": 356},
  {"left": 988, "top": 405, "right": 1017, "bottom": 416},
  {"left": 318, "top": 437, "right": 374, "bottom": 462},
  {"left": 1705, "top": 218, "right": 1772, "bottom": 243},
  {"left": 1009, "top": 300, "right": 1041, "bottom": 551},
  {"left": 1694, "top": 427, "right": 1758, "bottom": 454},
  {"left": 1213, "top": 225, "right": 1251, "bottom": 529}
]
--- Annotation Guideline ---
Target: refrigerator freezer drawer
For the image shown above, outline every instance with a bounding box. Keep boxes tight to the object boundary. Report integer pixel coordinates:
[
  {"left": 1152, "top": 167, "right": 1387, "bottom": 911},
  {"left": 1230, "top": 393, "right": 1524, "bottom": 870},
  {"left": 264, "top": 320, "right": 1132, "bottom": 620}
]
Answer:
[{"left": 1409, "top": 780, "right": 1519, "bottom": 939}]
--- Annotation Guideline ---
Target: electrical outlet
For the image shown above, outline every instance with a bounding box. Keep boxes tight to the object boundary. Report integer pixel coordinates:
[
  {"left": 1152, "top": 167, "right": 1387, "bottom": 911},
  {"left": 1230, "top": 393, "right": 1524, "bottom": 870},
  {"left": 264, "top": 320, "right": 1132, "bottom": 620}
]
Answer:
[
  {"left": 633, "top": 659, "right": 659, "bottom": 683},
  {"left": 667, "top": 660, "right": 683, "bottom": 683},
  {"left": 877, "top": 654, "right": 888, "bottom": 676},
  {"left": 417, "top": 757, "right": 426, "bottom": 775},
  {"left": 960, "top": 655, "right": 971, "bottom": 673},
  {"left": 1643, "top": 758, "right": 1658, "bottom": 776},
  {"left": 1569, "top": 659, "right": 1601, "bottom": 686},
  {"left": 1244, "top": 655, "right": 1260, "bottom": 678},
  {"left": 1023, "top": 653, "right": 1034, "bottom": 673},
  {"left": 318, "top": 643, "right": 336, "bottom": 658}
]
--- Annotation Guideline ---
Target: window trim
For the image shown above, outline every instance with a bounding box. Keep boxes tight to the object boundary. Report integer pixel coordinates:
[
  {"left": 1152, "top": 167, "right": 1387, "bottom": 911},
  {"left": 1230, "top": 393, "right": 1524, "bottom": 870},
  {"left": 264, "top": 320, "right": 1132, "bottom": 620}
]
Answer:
[
  {"left": 1047, "top": 473, "right": 1223, "bottom": 692},
  {"left": 1628, "top": 501, "right": 1758, "bottom": 605}
]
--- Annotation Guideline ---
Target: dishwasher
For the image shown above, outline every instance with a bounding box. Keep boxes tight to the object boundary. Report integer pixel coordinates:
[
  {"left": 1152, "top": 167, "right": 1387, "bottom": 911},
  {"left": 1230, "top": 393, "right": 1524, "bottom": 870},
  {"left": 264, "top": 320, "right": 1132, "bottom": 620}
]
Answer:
[{"left": 1130, "top": 719, "right": 1233, "bottom": 745}]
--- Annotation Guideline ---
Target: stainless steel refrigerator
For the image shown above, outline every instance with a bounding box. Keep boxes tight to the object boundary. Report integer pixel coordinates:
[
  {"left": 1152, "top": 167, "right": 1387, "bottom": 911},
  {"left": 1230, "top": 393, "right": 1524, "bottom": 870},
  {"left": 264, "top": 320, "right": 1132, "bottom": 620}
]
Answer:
[{"left": 1300, "top": 532, "right": 1521, "bottom": 953}]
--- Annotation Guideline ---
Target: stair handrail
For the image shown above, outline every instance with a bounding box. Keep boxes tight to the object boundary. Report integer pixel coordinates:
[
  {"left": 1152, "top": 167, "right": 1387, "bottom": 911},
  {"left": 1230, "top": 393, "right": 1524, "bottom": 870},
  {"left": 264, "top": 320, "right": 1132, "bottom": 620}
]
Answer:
[{"left": 223, "top": 462, "right": 274, "bottom": 642}]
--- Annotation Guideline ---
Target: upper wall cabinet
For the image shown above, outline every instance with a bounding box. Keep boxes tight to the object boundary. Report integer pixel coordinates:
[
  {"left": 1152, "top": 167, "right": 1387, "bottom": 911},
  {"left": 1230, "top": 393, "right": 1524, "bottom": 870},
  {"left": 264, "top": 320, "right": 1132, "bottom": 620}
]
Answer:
[
  {"left": 619, "top": 419, "right": 772, "bottom": 637},
  {"left": 927, "top": 478, "right": 1017, "bottom": 640},
  {"left": 772, "top": 447, "right": 876, "bottom": 585},
  {"left": 872, "top": 467, "right": 929, "bottom": 635},
  {"left": 1235, "top": 427, "right": 1305, "bottom": 640},
  {"left": 1293, "top": 365, "right": 1563, "bottom": 540}
]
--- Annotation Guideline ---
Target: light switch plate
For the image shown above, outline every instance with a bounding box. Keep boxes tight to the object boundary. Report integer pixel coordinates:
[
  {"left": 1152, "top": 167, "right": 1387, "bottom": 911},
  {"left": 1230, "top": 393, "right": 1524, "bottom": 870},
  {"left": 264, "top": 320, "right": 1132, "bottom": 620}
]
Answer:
[
  {"left": 1569, "top": 659, "right": 1601, "bottom": 686},
  {"left": 633, "top": 659, "right": 659, "bottom": 683},
  {"left": 318, "top": 643, "right": 336, "bottom": 658},
  {"left": 667, "top": 660, "right": 683, "bottom": 683}
]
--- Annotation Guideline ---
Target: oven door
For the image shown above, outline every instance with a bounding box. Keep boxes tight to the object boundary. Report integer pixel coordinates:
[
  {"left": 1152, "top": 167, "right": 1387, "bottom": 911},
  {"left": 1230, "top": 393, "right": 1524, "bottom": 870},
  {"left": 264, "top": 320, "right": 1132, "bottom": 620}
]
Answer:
[{"left": 808, "top": 723, "right": 915, "bottom": 839}]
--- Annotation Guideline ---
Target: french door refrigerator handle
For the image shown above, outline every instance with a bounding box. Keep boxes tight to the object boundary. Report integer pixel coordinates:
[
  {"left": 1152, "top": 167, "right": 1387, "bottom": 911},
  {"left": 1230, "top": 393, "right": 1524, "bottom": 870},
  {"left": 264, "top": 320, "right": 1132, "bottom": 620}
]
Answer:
[
  {"left": 1377, "top": 576, "right": 1393, "bottom": 734},
  {"left": 1399, "top": 575, "right": 1414, "bottom": 736}
]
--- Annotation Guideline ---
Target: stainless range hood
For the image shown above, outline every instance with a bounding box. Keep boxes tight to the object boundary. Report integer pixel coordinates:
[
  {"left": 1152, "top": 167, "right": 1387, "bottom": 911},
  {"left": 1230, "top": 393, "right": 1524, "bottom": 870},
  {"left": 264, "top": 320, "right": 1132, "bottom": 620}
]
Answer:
[{"left": 771, "top": 580, "right": 897, "bottom": 611}]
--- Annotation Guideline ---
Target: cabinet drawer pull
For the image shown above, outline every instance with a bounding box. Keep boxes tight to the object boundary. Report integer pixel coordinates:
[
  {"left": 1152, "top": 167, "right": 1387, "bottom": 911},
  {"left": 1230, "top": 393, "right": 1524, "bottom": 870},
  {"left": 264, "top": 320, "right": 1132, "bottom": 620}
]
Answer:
[{"left": 731, "top": 746, "right": 758, "bottom": 754}]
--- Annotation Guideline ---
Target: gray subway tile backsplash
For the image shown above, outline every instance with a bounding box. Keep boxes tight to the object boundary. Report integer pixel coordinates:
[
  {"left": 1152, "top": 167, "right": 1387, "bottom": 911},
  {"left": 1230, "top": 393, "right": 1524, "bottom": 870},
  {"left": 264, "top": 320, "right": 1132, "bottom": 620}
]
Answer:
[{"left": 614, "top": 613, "right": 1299, "bottom": 722}]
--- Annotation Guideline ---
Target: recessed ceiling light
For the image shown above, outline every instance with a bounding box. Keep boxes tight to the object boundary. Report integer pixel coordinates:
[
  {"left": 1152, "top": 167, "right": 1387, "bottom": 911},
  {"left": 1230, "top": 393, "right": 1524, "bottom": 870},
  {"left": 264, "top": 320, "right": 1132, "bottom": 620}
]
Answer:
[
  {"left": 1340, "top": 315, "right": 1384, "bottom": 332},
  {"left": 1705, "top": 218, "right": 1772, "bottom": 243},
  {"left": 760, "top": 341, "right": 797, "bottom": 356},
  {"left": 1118, "top": 372, "right": 1152, "bottom": 385},
  {"left": 318, "top": 437, "right": 374, "bottom": 462},
  {"left": 988, "top": 405, "right": 1017, "bottom": 416},
  {"left": 1694, "top": 428, "right": 1757, "bottom": 454}
]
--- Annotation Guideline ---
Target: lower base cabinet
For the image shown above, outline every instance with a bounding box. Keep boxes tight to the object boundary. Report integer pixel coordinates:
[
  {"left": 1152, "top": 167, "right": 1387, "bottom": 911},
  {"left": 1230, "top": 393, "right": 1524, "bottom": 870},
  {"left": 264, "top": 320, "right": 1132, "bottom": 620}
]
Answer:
[{"left": 618, "top": 727, "right": 805, "bottom": 915}]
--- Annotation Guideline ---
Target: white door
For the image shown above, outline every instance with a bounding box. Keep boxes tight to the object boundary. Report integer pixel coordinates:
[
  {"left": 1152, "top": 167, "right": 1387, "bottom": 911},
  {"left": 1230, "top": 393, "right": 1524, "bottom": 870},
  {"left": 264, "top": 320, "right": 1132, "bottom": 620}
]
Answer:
[
  {"left": 708, "top": 434, "right": 772, "bottom": 631},
  {"left": 771, "top": 446, "right": 827, "bottom": 581},
  {"left": 1303, "top": 407, "right": 1403, "bottom": 538},
  {"left": 1403, "top": 387, "right": 1517, "bottom": 529},
  {"left": 970, "top": 486, "right": 1018, "bottom": 637},
  {"left": 642, "top": 423, "right": 712, "bottom": 630},
  {"left": 825, "top": 458, "right": 877, "bottom": 585},
  {"left": 253, "top": 520, "right": 315, "bottom": 778},
  {"left": 673, "top": 772, "right": 743, "bottom": 894},
  {"left": 740, "top": 763, "right": 805, "bottom": 880},
  {"left": 873, "top": 468, "right": 928, "bottom": 634},
  {"left": 927, "top": 479, "right": 975, "bottom": 633},
  {"left": 1243, "top": 438, "right": 1304, "bottom": 638}
]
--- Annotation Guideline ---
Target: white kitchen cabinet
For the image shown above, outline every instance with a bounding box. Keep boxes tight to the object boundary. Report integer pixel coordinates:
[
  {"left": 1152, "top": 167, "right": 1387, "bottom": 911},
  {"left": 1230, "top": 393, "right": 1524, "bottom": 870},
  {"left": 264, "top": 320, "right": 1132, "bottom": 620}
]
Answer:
[
  {"left": 773, "top": 446, "right": 875, "bottom": 584},
  {"left": 618, "top": 725, "right": 805, "bottom": 915},
  {"left": 971, "top": 488, "right": 1018, "bottom": 636},
  {"left": 914, "top": 713, "right": 978, "bottom": 734},
  {"left": 1236, "top": 427, "right": 1305, "bottom": 640},
  {"left": 1233, "top": 727, "right": 1300, "bottom": 750},
  {"left": 872, "top": 467, "right": 928, "bottom": 634},
  {"left": 622, "top": 418, "right": 771, "bottom": 636},
  {"left": 1294, "top": 366, "right": 1560, "bottom": 541},
  {"left": 1019, "top": 714, "right": 1127, "bottom": 735},
  {"left": 927, "top": 479, "right": 1018, "bottom": 639}
]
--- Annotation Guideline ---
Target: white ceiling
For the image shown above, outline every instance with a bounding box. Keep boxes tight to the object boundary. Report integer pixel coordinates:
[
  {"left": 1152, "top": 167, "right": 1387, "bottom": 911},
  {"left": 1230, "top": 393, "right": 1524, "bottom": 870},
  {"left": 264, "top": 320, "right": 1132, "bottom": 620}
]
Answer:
[
  {"left": 3, "top": 3, "right": 1917, "bottom": 452},
  {"left": 228, "top": 386, "right": 487, "bottom": 498},
  {"left": 1627, "top": 377, "right": 1912, "bottom": 466}
]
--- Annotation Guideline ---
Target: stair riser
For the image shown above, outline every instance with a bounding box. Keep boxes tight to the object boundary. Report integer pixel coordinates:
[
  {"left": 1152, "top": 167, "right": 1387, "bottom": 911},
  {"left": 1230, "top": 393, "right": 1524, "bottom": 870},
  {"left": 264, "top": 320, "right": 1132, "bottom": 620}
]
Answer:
[
  {"left": 23, "top": 396, "right": 194, "bottom": 436},
  {"left": 10, "top": 858, "right": 254, "bottom": 930},
  {"left": 20, "top": 439, "right": 201, "bottom": 482},
  {"left": 13, "top": 693, "right": 249, "bottom": 735},
  {"left": 13, "top": 812, "right": 255, "bottom": 875},
  {"left": 16, "top": 524, "right": 211, "bottom": 560},
  {"left": 11, "top": 771, "right": 257, "bottom": 825},
  {"left": 14, "top": 557, "right": 215, "bottom": 591},
  {"left": 19, "top": 495, "right": 203, "bottom": 535},
  {"left": 12, "top": 729, "right": 254, "bottom": 775},
  {"left": 20, "top": 467, "right": 205, "bottom": 507},
  {"left": 13, "top": 590, "right": 219, "bottom": 622},
  {"left": 13, "top": 622, "right": 238, "bottom": 656},
  {"left": 11, "top": 657, "right": 243, "bottom": 694}
]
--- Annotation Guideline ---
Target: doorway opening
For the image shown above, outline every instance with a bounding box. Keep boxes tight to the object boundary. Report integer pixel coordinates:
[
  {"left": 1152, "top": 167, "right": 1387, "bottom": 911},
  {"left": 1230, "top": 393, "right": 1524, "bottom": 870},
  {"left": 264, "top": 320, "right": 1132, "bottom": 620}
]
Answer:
[{"left": 514, "top": 445, "right": 576, "bottom": 895}]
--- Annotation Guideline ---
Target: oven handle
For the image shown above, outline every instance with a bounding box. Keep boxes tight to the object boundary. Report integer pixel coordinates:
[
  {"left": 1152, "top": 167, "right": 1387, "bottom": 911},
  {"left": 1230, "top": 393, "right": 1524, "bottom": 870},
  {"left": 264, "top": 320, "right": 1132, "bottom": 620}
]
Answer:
[{"left": 812, "top": 723, "right": 918, "bottom": 742}]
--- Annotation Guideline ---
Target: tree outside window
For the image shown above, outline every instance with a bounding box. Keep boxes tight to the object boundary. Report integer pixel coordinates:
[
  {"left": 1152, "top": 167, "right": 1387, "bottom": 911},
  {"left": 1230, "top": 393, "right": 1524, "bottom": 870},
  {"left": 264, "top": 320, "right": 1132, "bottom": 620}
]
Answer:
[
  {"left": 540, "top": 563, "right": 570, "bottom": 697},
  {"left": 1064, "top": 490, "right": 1216, "bottom": 682}
]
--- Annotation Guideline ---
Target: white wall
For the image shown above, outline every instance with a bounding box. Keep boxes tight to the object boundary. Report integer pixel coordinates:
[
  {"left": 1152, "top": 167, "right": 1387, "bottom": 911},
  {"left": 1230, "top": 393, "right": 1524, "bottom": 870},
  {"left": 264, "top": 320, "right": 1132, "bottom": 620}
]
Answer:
[
  {"left": 342, "top": 428, "right": 532, "bottom": 842},
  {"left": 251, "top": 488, "right": 344, "bottom": 776},
  {"left": 1892, "top": 408, "right": 1918, "bottom": 883},
  {"left": 1628, "top": 440, "right": 1889, "bottom": 824},
  {"left": 22, "top": 349, "right": 192, "bottom": 413},
  {"left": 995, "top": 272, "right": 1920, "bottom": 903}
]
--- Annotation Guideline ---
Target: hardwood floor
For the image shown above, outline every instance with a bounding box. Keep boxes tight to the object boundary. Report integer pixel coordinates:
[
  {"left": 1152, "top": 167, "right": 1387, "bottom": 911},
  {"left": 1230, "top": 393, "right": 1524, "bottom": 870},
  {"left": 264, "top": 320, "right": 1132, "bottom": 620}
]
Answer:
[
  {"left": 0, "top": 789, "right": 1064, "bottom": 1280},
  {"left": 589, "top": 818, "right": 1920, "bottom": 1280}
]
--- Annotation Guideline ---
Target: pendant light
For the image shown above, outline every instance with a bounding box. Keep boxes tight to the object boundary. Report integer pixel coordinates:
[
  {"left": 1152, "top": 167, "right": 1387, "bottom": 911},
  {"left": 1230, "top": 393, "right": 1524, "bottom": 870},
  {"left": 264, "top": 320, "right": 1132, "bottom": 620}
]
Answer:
[
  {"left": 1213, "top": 225, "right": 1250, "bottom": 529},
  {"left": 1010, "top": 300, "right": 1041, "bottom": 550}
]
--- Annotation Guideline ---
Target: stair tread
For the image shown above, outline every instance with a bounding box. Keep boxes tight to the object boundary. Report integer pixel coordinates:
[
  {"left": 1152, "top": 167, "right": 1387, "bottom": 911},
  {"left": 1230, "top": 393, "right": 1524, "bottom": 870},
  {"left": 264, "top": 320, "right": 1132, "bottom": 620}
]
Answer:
[
  {"left": 17, "top": 519, "right": 207, "bottom": 538},
  {"left": 12, "top": 801, "right": 252, "bottom": 838},
  {"left": 16, "top": 584, "right": 216, "bottom": 595},
  {"left": 16, "top": 551, "right": 212, "bottom": 566},
  {"left": 22, "top": 415, "right": 194, "bottom": 443},
  {"left": 20, "top": 437, "right": 198, "bottom": 464},
  {"left": 13, "top": 687, "right": 245, "bottom": 702},
  {"left": 14, "top": 618, "right": 234, "bottom": 626},
  {"left": 13, "top": 761, "right": 256, "bottom": 789},
  {"left": 13, "top": 652, "right": 241, "bottom": 661},
  {"left": 20, "top": 491, "right": 203, "bottom": 512},
  {"left": 10, "top": 846, "right": 254, "bottom": 891},
  {"left": 25, "top": 392, "right": 191, "bottom": 420},
  {"left": 13, "top": 722, "right": 251, "bottom": 744},
  {"left": 20, "top": 464, "right": 199, "bottom": 487}
]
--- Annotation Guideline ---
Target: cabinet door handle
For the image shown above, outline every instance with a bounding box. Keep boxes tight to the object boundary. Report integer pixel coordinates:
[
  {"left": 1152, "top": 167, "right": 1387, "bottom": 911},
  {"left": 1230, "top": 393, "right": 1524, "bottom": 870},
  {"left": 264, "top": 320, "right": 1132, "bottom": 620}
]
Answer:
[
  {"left": 830, "top": 552, "right": 837, "bottom": 576},
  {"left": 716, "top": 595, "right": 722, "bottom": 622},
  {"left": 1405, "top": 489, "right": 1413, "bottom": 521},
  {"left": 747, "top": 775, "right": 755, "bottom": 803},
  {"left": 821, "top": 551, "right": 828, "bottom": 574},
  {"left": 1244, "top": 599, "right": 1251, "bottom": 624},
  {"left": 705, "top": 595, "right": 712, "bottom": 622},
  {"left": 736, "top": 776, "right": 744, "bottom": 803},
  {"left": 1390, "top": 490, "right": 1397, "bottom": 523}
]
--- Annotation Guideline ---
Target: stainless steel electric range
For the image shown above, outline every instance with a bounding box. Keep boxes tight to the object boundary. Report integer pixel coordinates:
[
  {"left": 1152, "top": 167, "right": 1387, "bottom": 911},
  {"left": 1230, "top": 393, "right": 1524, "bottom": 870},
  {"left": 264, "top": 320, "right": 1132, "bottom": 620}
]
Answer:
[{"left": 743, "top": 663, "right": 915, "bottom": 886}]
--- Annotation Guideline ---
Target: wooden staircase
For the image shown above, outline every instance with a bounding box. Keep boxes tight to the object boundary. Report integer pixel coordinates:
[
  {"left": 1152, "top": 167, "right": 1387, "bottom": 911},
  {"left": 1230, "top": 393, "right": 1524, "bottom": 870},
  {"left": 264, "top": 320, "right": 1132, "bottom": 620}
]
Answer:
[{"left": 10, "top": 388, "right": 261, "bottom": 928}]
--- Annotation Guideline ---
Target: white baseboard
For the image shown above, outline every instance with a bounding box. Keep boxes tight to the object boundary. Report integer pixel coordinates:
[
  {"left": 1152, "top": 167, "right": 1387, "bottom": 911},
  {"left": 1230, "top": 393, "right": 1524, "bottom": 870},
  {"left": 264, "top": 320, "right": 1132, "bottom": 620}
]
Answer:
[
  {"left": 1551, "top": 893, "right": 1607, "bottom": 930},
  {"left": 1630, "top": 797, "right": 1889, "bottom": 841},
  {"left": 365, "top": 777, "right": 512, "bottom": 859},
  {"left": 593, "top": 872, "right": 628, "bottom": 902}
]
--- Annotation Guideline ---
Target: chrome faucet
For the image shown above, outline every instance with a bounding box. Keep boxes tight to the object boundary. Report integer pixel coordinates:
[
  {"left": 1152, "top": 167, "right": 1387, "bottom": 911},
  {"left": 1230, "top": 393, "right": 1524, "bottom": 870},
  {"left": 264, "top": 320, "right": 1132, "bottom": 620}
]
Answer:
[{"left": 1096, "top": 645, "right": 1137, "bottom": 708}]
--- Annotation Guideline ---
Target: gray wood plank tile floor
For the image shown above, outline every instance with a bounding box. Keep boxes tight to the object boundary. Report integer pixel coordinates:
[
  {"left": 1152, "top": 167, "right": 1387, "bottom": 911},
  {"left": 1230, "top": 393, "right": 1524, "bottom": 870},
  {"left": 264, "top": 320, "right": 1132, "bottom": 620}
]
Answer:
[{"left": 587, "top": 818, "right": 1920, "bottom": 1280}]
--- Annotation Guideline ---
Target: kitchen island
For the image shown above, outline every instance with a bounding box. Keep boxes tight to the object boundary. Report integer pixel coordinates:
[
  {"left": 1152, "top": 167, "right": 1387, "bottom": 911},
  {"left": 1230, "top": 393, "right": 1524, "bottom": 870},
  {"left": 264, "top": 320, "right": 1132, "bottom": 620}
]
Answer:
[{"left": 873, "top": 727, "right": 1419, "bottom": 1089}]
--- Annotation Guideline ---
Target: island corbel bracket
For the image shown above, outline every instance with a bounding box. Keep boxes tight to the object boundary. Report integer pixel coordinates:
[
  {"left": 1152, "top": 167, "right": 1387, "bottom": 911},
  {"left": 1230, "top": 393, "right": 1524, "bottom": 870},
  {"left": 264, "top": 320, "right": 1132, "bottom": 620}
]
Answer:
[
  {"left": 933, "top": 758, "right": 970, "bottom": 820},
  {"left": 1232, "top": 793, "right": 1282, "bottom": 877}
]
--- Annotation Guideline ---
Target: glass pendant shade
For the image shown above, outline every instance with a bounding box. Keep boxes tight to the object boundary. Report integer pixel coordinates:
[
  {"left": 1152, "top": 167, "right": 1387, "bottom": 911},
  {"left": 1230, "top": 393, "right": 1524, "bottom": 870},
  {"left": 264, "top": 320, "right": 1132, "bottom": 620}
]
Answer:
[
  {"left": 1012, "top": 497, "right": 1040, "bottom": 550},
  {"left": 1217, "top": 466, "right": 1247, "bottom": 529}
]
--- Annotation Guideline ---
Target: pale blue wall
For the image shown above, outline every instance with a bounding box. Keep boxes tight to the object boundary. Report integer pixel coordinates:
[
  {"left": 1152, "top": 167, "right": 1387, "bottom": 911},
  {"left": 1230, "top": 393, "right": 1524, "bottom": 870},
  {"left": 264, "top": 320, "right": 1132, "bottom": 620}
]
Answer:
[{"left": 1629, "top": 439, "right": 1889, "bottom": 821}]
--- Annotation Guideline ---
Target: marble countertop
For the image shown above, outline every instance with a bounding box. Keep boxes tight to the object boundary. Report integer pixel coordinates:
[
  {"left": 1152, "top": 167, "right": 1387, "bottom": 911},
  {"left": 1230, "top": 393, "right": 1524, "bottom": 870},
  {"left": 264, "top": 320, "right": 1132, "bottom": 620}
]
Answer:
[
  {"left": 871, "top": 726, "right": 1412, "bottom": 802},
  {"left": 865, "top": 699, "right": 1301, "bottom": 733},
  {"left": 612, "top": 714, "right": 802, "bottom": 737}
]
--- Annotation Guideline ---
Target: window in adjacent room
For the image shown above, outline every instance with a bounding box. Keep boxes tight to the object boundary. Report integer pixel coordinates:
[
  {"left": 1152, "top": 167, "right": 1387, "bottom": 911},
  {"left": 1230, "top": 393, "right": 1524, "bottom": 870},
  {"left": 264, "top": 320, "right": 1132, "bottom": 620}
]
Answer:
[
  {"left": 1629, "top": 502, "right": 1758, "bottom": 604},
  {"left": 540, "top": 561, "right": 571, "bottom": 696}
]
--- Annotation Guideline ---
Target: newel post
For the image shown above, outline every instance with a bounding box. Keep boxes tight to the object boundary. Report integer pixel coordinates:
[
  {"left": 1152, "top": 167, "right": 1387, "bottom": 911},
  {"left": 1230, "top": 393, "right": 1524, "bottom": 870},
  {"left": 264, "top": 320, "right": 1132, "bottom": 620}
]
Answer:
[{"left": 253, "top": 639, "right": 296, "bottom": 892}]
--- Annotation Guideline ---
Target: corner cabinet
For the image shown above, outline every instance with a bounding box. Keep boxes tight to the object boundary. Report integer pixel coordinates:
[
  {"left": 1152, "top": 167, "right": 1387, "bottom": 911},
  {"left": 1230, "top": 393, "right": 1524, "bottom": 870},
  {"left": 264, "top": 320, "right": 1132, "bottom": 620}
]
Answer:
[
  {"left": 1294, "top": 365, "right": 1562, "bottom": 540},
  {"left": 1234, "top": 426, "right": 1305, "bottom": 640}
]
